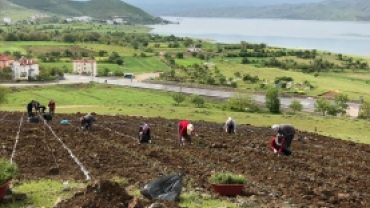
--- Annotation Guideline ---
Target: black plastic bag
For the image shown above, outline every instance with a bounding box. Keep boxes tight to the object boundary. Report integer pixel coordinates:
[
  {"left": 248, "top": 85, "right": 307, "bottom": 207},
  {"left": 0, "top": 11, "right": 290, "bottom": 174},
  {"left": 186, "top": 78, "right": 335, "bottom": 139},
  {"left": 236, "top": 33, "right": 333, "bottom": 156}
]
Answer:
[{"left": 140, "top": 173, "right": 184, "bottom": 201}]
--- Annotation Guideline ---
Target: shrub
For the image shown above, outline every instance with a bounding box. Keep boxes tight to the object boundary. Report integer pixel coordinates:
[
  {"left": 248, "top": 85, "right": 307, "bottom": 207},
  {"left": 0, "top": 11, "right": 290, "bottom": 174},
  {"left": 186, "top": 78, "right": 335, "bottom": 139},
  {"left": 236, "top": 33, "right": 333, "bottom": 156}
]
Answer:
[
  {"left": 226, "top": 93, "right": 259, "bottom": 112},
  {"left": 172, "top": 93, "right": 186, "bottom": 105},
  {"left": 0, "top": 158, "right": 17, "bottom": 184},
  {"left": 191, "top": 95, "right": 205, "bottom": 107},
  {"left": 209, "top": 173, "right": 247, "bottom": 184}
]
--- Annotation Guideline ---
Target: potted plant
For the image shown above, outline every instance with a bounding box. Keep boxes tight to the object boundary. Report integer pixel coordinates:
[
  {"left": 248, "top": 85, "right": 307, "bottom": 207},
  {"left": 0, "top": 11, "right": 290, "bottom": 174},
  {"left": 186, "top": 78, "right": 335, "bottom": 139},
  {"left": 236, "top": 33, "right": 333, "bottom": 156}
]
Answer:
[
  {"left": 0, "top": 158, "right": 17, "bottom": 201},
  {"left": 209, "top": 172, "right": 247, "bottom": 196}
]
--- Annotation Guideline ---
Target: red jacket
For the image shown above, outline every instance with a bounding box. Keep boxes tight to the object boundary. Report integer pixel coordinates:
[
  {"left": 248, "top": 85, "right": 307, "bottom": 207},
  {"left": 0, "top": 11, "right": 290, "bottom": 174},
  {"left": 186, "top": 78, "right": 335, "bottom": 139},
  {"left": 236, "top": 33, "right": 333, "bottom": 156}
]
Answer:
[
  {"left": 270, "top": 137, "right": 286, "bottom": 155},
  {"left": 48, "top": 101, "right": 55, "bottom": 110},
  {"left": 179, "top": 120, "right": 190, "bottom": 136}
]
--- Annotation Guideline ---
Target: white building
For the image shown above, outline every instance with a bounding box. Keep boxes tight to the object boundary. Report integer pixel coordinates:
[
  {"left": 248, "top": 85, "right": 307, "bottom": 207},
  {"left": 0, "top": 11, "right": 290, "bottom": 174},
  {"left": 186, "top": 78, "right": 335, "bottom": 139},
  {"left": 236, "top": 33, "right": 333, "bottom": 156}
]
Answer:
[
  {"left": 11, "top": 58, "right": 39, "bottom": 80},
  {"left": 72, "top": 59, "right": 97, "bottom": 76},
  {"left": 73, "top": 16, "right": 92, "bottom": 22},
  {"left": 3, "top": 17, "right": 11, "bottom": 24}
]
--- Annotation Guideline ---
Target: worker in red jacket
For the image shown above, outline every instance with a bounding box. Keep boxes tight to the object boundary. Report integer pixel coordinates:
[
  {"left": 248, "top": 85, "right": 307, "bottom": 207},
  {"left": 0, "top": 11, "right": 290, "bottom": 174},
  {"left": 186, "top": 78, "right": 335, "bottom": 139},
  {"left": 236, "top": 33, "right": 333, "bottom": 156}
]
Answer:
[
  {"left": 48, "top": 100, "right": 56, "bottom": 115},
  {"left": 270, "top": 134, "right": 291, "bottom": 156},
  {"left": 178, "top": 120, "right": 195, "bottom": 147},
  {"left": 272, "top": 124, "right": 295, "bottom": 149}
]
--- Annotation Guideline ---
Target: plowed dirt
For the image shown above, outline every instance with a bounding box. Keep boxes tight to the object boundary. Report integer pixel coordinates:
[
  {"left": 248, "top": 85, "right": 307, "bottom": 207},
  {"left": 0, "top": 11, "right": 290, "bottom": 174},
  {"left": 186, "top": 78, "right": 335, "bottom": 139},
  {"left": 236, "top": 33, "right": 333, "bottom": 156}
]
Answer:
[{"left": 2, "top": 112, "right": 370, "bottom": 208}]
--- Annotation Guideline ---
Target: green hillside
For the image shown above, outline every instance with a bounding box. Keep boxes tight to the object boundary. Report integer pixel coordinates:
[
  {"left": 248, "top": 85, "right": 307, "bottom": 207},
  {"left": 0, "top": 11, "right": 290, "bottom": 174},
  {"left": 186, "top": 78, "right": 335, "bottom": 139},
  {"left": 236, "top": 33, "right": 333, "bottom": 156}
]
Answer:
[
  {"left": 1, "top": 0, "right": 160, "bottom": 23},
  {"left": 0, "top": 0, "right": 51, "bottom": 21},
  {"left": 181, "top": 0, "right": 370, "bottom": 21}
]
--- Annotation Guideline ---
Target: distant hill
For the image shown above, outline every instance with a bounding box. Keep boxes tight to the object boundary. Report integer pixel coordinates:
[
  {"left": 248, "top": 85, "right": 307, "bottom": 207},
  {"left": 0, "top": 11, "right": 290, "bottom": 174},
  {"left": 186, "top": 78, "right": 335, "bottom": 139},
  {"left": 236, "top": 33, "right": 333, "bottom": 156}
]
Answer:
[
  {"left": 173, "top": 0, "right": 370, "bottom": 21},
  {"left": 123, "top": 0, "right": 325, "bottom": 16},
  {"left": 0, "top": 0, "right": 160, "bottom": 23}
]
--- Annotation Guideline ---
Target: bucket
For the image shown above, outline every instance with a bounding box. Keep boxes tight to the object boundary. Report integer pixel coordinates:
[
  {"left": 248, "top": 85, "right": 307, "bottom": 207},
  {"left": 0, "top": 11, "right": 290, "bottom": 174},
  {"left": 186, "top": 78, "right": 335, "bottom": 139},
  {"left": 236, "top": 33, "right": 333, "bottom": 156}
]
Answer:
[
  {"left": 211, "top": 183, "right": 244, "bottom": 196},
  {"left": 0, "top": 180, "right": 12, "bottom": 201}
]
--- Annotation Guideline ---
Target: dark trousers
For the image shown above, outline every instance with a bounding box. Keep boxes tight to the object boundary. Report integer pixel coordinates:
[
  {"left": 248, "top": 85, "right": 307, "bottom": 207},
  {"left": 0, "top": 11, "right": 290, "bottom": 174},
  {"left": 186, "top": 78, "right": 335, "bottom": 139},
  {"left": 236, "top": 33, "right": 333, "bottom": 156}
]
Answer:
[
  {"left": 285, "top": 135, "right": 294, "bottom": 149},
  {"left": 138, "top": 132, "right": 150, "bottom": 143},
  {"left": 49, "top": 109, "right": 55, "bottom": 115},
  {"left": 81, "top": 119, "right": 92, "bottom": 130},
  {"left": 273, "top": 143, "right": 292, "bottom": 156},
  {"left": 227, "top": 125, "right": 235, "bottom": 134},
  {"left": 27, "top": 111, "right": 34, "bottom": 117},
  {"left": 37, "top": 106, "right": 46, "bottom": 113}
]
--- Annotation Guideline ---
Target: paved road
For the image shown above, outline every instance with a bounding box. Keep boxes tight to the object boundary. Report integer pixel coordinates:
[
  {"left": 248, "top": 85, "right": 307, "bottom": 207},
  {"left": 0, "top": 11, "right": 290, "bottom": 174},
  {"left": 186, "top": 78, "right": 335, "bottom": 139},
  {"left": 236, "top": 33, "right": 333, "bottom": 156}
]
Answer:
[{"left": 1, "top": 74, "right": 360, "bottom": 116}]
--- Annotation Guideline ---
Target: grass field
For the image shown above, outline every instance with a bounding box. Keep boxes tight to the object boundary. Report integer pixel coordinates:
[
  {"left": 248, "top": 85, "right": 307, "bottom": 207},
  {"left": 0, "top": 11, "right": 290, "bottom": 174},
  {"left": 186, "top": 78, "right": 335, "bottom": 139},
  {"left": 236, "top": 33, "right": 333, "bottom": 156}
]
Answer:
[
  {"left": 1, "top": 84, "right": 370, "bottom": 144},
  {"left": 5, "top": 179, "right": 237, "bottom": 208},
  {"left": 214, "top": 62, "right": 370, "bottom": 100},
  {"left": 0, "top": 24, "right": 150, "bottom": 34}
]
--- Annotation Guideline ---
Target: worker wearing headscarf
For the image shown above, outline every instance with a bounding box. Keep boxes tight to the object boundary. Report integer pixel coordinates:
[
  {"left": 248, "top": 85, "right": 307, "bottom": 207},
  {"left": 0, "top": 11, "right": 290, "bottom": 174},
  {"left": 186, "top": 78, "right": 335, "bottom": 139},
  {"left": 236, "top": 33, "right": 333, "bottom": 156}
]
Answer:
[
  {"left": 224, "top": 117, "right": 236, "bottom": 134},
  {"left": 270, "top": 134, "right": 292, "bottom": 156},
  {"left": 138, "top": 123, "right": 151, "bottom": 144},
  {"left": 178, "top": 120, "right": 195, "bottom": 147},
  {"left": 80, "top": 112, "right": 97, "bottom": 131},
  {"left": 272, "top": 124, "right": 295, "bottom": 149}
]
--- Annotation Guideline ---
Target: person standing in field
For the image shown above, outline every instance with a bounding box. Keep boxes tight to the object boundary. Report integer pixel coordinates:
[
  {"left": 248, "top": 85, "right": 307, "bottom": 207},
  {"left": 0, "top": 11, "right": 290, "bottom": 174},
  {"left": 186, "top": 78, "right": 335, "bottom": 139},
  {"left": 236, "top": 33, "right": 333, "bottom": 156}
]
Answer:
[
  {"left": 271, "top": 124, "right": 296, "bottom": 149},
  {"left": 48, "top": 100, "right": 56, "bottom": 115},
  {"left": 138, "top": 123, "right": 152, "bottom": 144},
  {"left": 178, "top": 120, "right": 195, "bottom": 147},
  {"left": 224, "top": 117, "right": 236, "bottom": 134}
]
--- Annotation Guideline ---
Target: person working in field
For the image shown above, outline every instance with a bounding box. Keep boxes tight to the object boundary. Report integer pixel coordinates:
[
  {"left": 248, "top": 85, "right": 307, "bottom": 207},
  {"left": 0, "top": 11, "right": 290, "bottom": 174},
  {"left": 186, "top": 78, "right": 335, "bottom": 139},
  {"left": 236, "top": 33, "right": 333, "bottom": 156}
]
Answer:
[
  {"left": 33, "top": 101, "right": 46, "bottom": 114},
  {"left": 80, "top": 112, "right": 97, "bottom": 131},
  {"left": 271, "top": 124, "right": 296, "bottom": 149},
  {"left": 27, "top": 100, "right": 34, "bottom": 118},
  {"left": 138, "top": 123, "right": 152, "bottom": 144},
  {"left": 48, "top": 100, "right": 56, "bottom": 115},
  {"left": 270, "top": 134, "right": 291, "bottom": 156},
  {"left": 178, "top": 120, "right": 195, "bottom": 147},
  {"left": 224, "top": 117, "right": 236, "bottom": 134}
]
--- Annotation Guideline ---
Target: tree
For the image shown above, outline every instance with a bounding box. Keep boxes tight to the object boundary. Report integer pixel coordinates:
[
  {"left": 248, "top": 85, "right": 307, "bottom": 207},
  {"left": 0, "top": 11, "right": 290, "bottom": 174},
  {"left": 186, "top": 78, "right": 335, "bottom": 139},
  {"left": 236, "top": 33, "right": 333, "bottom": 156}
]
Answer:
[
  {"left": 191, "top": 95, "right": 205, "bottom": 107},
  {"left": 172, "top": 93, "right": 186, "bottom": 106},
  {"left": 360, "top": 100, "right": 370, "bottom": 119},
  {"left": 314, "top": 98, "right": 331, "bottom": 116},
  {"left": 227, "top": 93, "right": 259, "bottom": 112},
  {"left": 265, "top": 88, "right": 280, "bottom": 113},
  {"left": 234, "top": 72, "right": 241, "bottom": 78},
  {"left": 176, "top": 52, "right": 184, "bottom": 59},
  {"left": 289, "top": 100, "right": 303, "bottom": 114},
  {"left": 241, "top": 57, "right": 250, "bottom": 64},
  {"left": 334, "top": 93, "right": 349, "bottom": 115}
]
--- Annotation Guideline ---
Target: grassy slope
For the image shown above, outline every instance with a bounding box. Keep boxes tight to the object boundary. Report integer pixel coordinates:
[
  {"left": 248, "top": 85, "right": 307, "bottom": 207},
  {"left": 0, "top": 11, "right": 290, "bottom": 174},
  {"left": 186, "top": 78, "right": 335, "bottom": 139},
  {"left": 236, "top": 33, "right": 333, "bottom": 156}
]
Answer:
[
  {"left": 0, "top": 0, "right": 53, "bottom": 22},
  {"left": 6, "top": 0, "right": 156, "bottom": 21},
  {"left": 182, "top": 0, "right": 370, "bottom": 21},
  {"left": 1, "top": 84, "right": 370, "bottom": 144}
]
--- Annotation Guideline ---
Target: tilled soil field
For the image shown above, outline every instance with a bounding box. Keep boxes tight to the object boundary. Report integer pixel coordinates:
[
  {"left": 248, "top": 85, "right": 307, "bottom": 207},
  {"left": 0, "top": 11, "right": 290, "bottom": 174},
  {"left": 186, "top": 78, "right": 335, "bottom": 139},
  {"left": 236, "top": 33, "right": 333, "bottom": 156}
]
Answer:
[{"left": 2, "top": 112, "right": 370, "bottom": 208}]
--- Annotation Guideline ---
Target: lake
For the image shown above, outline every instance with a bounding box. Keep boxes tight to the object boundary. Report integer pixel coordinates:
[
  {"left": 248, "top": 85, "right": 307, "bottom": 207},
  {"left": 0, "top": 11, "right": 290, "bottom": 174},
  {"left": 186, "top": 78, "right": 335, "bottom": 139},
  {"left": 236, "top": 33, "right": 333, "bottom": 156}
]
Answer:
[{"left": 149, "top": 17, "right": 370, "bottom": 56}]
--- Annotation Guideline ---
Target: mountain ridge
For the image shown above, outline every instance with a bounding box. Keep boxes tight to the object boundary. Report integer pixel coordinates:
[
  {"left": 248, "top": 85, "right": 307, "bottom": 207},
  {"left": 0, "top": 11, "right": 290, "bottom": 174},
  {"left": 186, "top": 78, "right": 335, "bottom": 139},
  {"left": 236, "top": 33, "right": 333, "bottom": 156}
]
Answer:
[
  {"left": 0, "top": 0, "right": 160, "bottom": 23},
  {"left": 172, "top": 0, "right": 370, "bottom": 21}
]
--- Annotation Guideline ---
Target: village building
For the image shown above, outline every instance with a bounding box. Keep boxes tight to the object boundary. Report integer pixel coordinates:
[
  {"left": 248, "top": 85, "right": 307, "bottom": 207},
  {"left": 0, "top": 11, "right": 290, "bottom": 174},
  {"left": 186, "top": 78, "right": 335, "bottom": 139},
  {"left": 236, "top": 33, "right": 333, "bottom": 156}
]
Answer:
[
  {"left": 3, "top": 17, "right": 11, "bottom": 24},
  {"left": 72, "top": 59, "right": 97, "bottom": 76},
  {"left": 0, "top": 55, "right": 14, "bottom": 70},
  {"left": 11, "top": 57, "right": 39, "bottom": 80}
]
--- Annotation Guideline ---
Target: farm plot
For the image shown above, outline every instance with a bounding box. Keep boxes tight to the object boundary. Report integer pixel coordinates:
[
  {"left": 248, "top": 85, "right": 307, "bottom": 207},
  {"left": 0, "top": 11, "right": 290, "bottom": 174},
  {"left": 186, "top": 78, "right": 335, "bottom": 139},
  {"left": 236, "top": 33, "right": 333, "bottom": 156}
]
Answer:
[
  {"left": 59, "top": 114, "right": 370, "bottom": 208},
  {"left": 0, "top": 112, "right": 369, "bottom": 207}
]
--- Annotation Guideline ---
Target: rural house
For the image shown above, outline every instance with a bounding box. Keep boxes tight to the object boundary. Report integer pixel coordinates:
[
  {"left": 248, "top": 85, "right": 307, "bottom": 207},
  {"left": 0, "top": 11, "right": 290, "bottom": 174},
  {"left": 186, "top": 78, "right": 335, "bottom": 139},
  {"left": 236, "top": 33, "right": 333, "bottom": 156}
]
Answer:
[
  {"left": 11, "top": 57, "right": 39, "bottom": 80},
  {"left": 187, "top": 47, "right": 202, "bottom": 52},
  {"left": 3, "top": 17, "right": 11, "bottom": 24},
  {"left": 0, "top": 55, "right": 14, "bottom": 70},
  {"left": 72, "top": 59, "right": 97, "bottom": 76}
]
